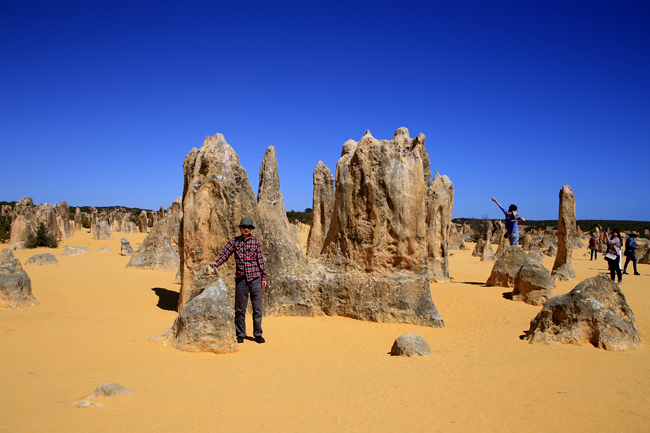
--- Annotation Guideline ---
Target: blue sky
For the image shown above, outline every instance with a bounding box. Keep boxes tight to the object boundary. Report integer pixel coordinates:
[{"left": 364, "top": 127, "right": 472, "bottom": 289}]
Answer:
[{"left": 1, "top": 1, "right": 648, "bottom": 220}]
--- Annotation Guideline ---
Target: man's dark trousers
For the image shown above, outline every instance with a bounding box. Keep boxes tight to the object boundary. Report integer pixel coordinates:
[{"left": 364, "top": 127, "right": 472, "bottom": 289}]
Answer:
[{"left": 234, "top": 276, "right": 263, "bottom": 338}]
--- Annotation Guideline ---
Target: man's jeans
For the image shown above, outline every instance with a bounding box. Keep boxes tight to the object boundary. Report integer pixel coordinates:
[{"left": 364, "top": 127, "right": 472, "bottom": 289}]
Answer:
[
  {"left": 624, "top": 253, "right": 638, "bottom": 274},
  {"left": 508, "top": 230, "right": 519, "bottom": 246},
  {"left": 235, "top": 276, "right": 263, "bottom": 338}
]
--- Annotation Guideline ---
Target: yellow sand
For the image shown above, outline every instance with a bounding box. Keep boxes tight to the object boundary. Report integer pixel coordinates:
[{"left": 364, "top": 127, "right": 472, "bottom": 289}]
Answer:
[{"left": 1, "top": 232, "right": 649, "bottom": 432}]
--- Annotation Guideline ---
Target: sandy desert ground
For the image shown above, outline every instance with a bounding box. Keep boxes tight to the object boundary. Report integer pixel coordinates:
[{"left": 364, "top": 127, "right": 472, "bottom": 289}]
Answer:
[{"left": 1, "top": 229, "right": 649, "bottom": 432}]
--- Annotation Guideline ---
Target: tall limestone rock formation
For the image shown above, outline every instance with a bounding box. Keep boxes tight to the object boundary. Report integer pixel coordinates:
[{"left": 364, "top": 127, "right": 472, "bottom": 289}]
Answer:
[
  {"left": 177, "top": 129, "right": 445, "bottom": 332},
  {"left": 305, "top": 161, "right": 335, "bottom": 257},
  {"left": 312, "top": 128, "right": 443, "bottom": 326},
  {"left": 74, "top": 207, "right": 81, "bottom": 231},
  {"left": 481, "top": 219, "right": 495, "bottom": 261},
  {"left": 178, "top": 133, "right": 262, "bottom": 308},
  {"left": 426, "top": 172, "right": 454, "bottom": 282},
  {"left": 138, "top": 211, "right": 148, "bottom": 233},
  {"left": 552, "top": 185, "right": 576, "bottom": 281},
  {"left": 257, "top": 146, "right": 307, "bottom": 276},
  {"left": 322, "top": 128, "right": 430, "bottom": 273},
  {"left": 56, "top": 200, "right": 72, "bottom": 238}
]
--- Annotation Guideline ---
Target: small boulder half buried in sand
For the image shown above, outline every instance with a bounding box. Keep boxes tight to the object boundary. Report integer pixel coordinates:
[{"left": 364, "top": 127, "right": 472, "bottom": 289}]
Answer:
[
  {"left": 390, "top": 333, "right": 432, "bottom": 357},
  {"left": 62, "top": 246, "right": 91, "bottom": 256},
  {"left": 70, "top": 382, "right": 134, "bottom": 408},
  {"left": 25, "top": 253, "right": 59, "bottom": 266}
]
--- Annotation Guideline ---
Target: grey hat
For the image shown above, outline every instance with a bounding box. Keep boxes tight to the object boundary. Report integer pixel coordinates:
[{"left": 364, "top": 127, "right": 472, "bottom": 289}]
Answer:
[
  {"left": 629, "top": 231, "right": 639, "bottom": 237},
  {"left": 239, "top": 217, "right": 255, "bottom": 228}
]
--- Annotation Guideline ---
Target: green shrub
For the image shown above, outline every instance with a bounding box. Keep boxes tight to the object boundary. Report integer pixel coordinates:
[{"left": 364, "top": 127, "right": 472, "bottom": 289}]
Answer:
[
  {"left": 80, "top": 214, "right": 90, "bottom": 229},
  {"left": 25, "top": 223, "right": 59, "bottom": 248}
]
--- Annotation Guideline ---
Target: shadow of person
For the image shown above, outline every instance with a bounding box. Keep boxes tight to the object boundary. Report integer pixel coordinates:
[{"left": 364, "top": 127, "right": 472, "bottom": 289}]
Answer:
[{"left": 151, "top": 287, "right": 180, "bottom": 311}]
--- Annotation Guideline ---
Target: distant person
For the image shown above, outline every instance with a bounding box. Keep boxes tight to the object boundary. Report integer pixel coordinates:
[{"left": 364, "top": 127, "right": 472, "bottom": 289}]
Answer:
[
  {"left": 604, "top": 229, "right": 623, "bottom": 285},
  {"left": 210, "top": 217, "right": 267, "bottom": 344},
  {"left": 589, "top": 233, "right": 598, "bottom": 260},
  {"left": 491, "top": 198, "right": 526, "bottom": 246},
  {"left": 623, "top": 231, "right": 641, "bottom": 276}
]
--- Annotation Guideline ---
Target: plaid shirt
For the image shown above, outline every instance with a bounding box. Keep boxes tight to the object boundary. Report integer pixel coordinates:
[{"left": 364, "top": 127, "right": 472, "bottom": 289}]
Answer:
[{"left": 214, "top": 235, "right": 266, "bottom": 282}]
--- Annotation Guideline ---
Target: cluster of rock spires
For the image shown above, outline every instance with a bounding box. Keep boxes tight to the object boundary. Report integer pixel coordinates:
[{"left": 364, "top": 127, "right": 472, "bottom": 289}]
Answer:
[
  {"left": 154, "top": 128, "right": 454, "bottom": 353},
  {"left": 7, "top": 198, "right": 75, "bottom": 250}
]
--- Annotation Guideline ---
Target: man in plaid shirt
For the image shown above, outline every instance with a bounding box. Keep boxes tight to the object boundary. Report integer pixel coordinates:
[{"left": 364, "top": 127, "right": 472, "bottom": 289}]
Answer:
[{"left": 210, "top": 217, "right": 267, "bottom": 344}]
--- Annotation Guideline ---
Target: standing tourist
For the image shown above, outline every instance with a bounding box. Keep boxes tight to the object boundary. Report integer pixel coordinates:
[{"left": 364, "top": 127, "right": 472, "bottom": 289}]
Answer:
[
  {"left": 210, "top": 217, "right": 267, "bottom": 344},
  {"left": 492, "top": 198, "right": 526, "bottom": 246},
  {"left": 623, "top": 231, "right": 641, "bottom": 276},
  {"left": 604, "top": 229, "right": 623, "bottom": 285},
  {"left": 589, "top": 232, "right": 598, "bottom": 260}
]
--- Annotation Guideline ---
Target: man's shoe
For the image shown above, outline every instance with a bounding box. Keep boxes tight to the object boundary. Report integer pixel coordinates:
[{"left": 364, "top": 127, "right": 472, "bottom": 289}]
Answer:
[
  {"left": 635, "top": 272, "right": 641, "bottom": 275},
  {"left": 623, "top": 271, "right": 629, "bottom": 275},
  {"left": 237, "top": 336, "right": 245, "bottom": 343},
  {"left": 255, "top": 336, "right": 265, "bottom": 344},
  {"left": 617, "top": 281, "right": 623, "bottom": 285}
]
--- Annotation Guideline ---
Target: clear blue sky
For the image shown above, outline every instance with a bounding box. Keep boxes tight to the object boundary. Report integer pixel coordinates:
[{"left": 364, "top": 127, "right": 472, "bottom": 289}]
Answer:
[{"left": 1, "top": 1, "right": 648, "bottom": 220}]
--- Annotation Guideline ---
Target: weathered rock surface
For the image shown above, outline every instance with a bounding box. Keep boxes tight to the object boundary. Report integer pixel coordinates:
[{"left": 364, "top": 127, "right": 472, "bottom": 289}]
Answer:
[
  {"left": 521, "top": 233, "right": 534, "bottom": 251},
  {"left": 179, "top": 133, "right": 262, "bottom": 306},
  {"left": 527, "top": 250, "right": 544, "bottom": 264},
  {"left": 480, "top": 220, "right": 495, "bottom": 262},
  {"left": 525, "top": 275, "right": 642, "bottom": 351},
  {"left": 9, "top": 215, "right": 31, "bottom": 250},
  {"left": 126, "top": 214, "right": 180, "bottom": 272},
  {"left": 92, "top": 221, "right": 113, "bottom": 240},
  {"left": 321, "top": 129, "right": 430, "bottom": 274},
  {"left": 264, "top": 265, "right": 443, "bottom": 327},
  {"left": 89, "top": 382, "right": 134, "bottom": 398},
  {"left": 62, "top": 246, "right": 91, "bottom": 256},
  {"left": 120, "top": 238, "right": 134, "bottom": 256},
  {"left": 426, "top": 172, "right": 454, "bottom": 281},
  {"left": 472, "top": 238, "right": 485, "bottom": 257},
  {"left": 25, "top": 253, "right": 59, "bottom": 266},
  {"left": 0, "top": 249, "right": 39, "bottom": 309},
  {"left": 512, "top": 262, "right": 556, "bottom": 306},
  {"left": 159, "top": 266, "right": 238, "bottom": 354},
  {"left": 305, "top": 161, "right": 335, "bottom": 257},
  {"left": 486, "top": 246, "right": 529, "bottom": 288},
  {"left": 74, "top": 207, "right": 81, "bottom": 231},
  {"left": 390, "top": 333, "right": 432, "bottom": 357},
  {"left": 97, "top": 247, "right": 112, "bottom": 253},
  {"left": 552, "top": 185, "right": 576, "bottom": 281},
  {"left": 544, "top": 245, "right": 557, "bottom": 257},
  {"left": 138, "top": 210, "right": 148, "bottom": 233},
  {"left": 257, "top": 146, "right": 308, "bottom": 276},
  {"left": 179, "top": 129, "right": 445, "bottom": 328},
  {"left": 56, "top": 201, "right": 73, "bottom": 238}
]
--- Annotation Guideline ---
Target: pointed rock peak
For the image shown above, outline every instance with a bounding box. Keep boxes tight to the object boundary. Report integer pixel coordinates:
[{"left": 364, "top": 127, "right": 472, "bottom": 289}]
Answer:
[
  {"left": 415, "top": 133, "right": 425, "bottom": 145},
  {"left": 362, "top": 129, "right": 374, "bottom": 138},
  {"left": 393, "top": 127, "right": 410, "bottom": 140},
  {"left": 314, "top": 161, "right": 333, "bottom": 182},
  {"left": 341, "top": 139, "right": 358, "bottom": 157},
  {"left": 258, "top": 146, "right": 283, "bottom": 206},
  {"left": 202, "top": 133, "right": 228, "bottom": 148},
  {"left": 561, "top": 185, "right": 574, "bottom": 197}
]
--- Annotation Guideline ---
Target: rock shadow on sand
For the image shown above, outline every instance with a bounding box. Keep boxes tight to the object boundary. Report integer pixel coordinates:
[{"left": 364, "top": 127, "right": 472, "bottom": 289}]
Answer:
[{"left": 151, "top": 288, "right": 179, "bottom": 311}]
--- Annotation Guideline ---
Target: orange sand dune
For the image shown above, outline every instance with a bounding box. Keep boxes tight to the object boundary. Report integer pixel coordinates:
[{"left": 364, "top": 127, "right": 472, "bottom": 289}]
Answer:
[{"left": 1, "top": 232, "right": 649, "bottom": 432}]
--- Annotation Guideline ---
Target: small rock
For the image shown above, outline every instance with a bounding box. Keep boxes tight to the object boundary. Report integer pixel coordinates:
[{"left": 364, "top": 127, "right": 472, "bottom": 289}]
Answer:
[
  {"left": 120, "top": 238, "right": 134, "bottom": 256},
  {"left": 390, "top": 333, "right": 432, "bottom": 357},
  {"left": 97, "top": 247, "right": 112, "bottom": 253},
  {"left": 89, "top": 382, "right": 134, "bottom": 398},
  {"left": 62, "top": 246, "right": 91, "bottom": 256},
  {"left": 25, "top": 253, "right": 59, "bottom": 266}
]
